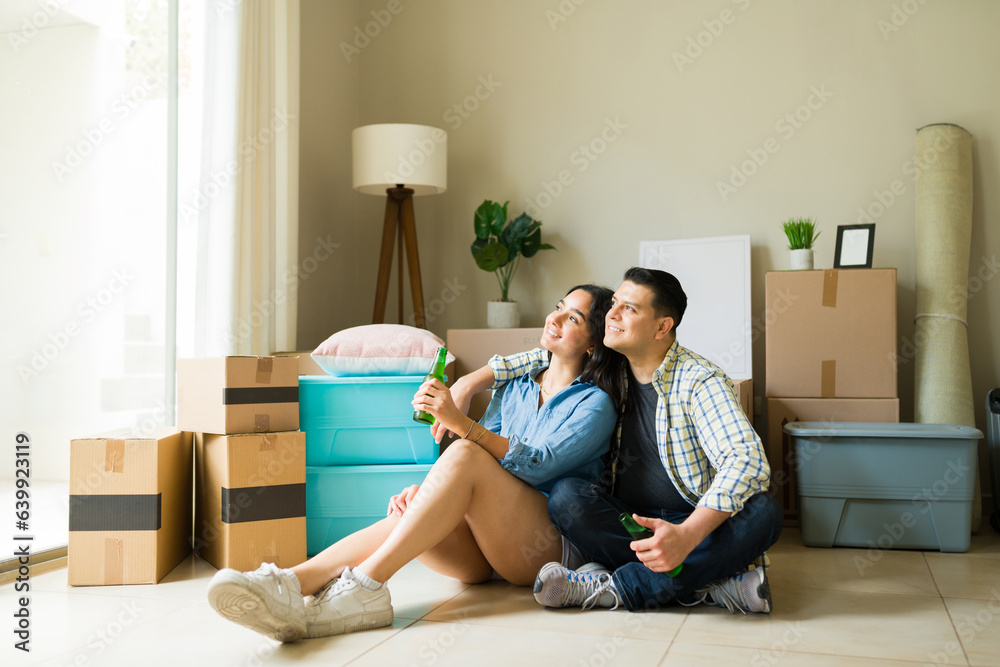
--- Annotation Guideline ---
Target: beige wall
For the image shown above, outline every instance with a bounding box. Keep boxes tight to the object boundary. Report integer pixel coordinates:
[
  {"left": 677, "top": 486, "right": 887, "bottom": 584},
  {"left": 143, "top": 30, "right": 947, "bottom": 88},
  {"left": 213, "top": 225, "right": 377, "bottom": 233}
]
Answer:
[
  {"left": 298, "top": 1, "right": 1000, "bottom": 460},
  {"left": 298, "top": 0, "right": 361, "bottom": 349}
]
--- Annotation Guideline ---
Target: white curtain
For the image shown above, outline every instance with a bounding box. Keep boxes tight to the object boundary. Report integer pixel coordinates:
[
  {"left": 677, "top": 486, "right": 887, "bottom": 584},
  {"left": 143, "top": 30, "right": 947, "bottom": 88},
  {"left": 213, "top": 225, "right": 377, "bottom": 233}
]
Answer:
[{"left": 193, "top": 0, "right": 299, "bottom": 357}]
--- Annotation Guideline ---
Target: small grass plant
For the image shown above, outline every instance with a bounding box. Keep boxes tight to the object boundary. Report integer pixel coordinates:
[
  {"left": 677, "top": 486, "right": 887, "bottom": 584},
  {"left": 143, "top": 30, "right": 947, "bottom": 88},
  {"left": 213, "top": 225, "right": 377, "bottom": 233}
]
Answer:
[{"left": 782, "top": 217, "right": 820, "bottom": 250}]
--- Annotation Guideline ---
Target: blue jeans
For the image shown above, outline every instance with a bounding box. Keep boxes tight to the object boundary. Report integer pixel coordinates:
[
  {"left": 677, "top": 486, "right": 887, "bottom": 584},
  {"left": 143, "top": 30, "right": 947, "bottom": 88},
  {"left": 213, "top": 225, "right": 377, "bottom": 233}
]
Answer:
[{"left": 547, "top": 477, "right": 783, "bottom": 611}]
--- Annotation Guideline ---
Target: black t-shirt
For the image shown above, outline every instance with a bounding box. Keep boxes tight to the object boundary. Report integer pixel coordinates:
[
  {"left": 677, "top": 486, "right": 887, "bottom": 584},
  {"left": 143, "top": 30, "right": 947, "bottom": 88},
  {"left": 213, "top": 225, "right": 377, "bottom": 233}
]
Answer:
[{"left": 614, "top": 366, "right": 690, "bottom": 512}]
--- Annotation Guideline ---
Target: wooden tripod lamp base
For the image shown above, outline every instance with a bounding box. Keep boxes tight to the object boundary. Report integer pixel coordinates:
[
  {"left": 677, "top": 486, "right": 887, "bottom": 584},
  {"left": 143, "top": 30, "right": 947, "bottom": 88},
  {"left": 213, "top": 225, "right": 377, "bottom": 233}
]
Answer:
[{"left": 372, "top": 186, "right": 426, "bottom": 329}]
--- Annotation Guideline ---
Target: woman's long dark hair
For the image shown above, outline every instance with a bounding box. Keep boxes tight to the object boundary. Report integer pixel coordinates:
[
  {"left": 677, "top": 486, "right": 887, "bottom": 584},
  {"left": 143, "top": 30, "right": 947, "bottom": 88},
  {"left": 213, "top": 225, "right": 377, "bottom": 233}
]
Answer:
[{"left": 565, "top": 284, "right": 626, "bottom": 410}]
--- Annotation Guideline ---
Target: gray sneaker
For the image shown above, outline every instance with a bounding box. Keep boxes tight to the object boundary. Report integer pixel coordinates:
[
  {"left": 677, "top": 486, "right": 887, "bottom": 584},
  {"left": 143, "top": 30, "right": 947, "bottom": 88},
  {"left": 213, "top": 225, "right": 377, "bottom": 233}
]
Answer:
[
  {"left": 304, "top": 567, "right": 393, "bottom": 638},
  {"left": 532, "top": 562, "right": 621, "bottom": 610},
  {"left": 695, "top": 566, "right": 772, "bottom": 614},
  {"left": 207, "top": 562, "right": 306, "bottom": 642}
]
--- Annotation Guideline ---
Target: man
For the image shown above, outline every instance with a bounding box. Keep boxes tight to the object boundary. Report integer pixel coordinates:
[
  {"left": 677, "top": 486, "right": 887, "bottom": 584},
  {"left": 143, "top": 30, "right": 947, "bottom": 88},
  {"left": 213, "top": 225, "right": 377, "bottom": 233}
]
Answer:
[{"left": 457, "top": 267, "right": 782, "bottom": 613}]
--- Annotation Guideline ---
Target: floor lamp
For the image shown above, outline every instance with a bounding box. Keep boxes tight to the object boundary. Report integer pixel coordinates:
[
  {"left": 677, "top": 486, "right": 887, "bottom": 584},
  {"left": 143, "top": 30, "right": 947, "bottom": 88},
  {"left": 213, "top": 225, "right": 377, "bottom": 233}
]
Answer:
[{"left": 352, "top": 124, "right": 448, "bottom": 330}]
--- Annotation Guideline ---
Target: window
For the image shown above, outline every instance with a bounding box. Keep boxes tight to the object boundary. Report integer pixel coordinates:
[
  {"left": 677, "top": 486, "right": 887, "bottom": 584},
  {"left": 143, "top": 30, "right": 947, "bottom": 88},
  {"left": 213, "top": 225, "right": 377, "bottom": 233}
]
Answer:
[{"left": 0, "top": 0, "right": 202, "bottom": 557}]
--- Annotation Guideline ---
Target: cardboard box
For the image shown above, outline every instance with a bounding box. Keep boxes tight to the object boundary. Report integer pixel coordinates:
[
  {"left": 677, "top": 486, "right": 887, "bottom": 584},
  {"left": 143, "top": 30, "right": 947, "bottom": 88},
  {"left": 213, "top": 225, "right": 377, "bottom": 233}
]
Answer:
[
  {"left": 765, "top": 269, "right": 897, "bottom": 398},
  {"left": 766, "top": 397, "right": 900, "bottom": 525},
  {"left": 194, "top": 431, "right": 307, "bottom": 572},
  {"left": 68, "top": 429, "right": 192, "bottom": 586},
  {"left": 732, "top": 378, "right": 753, "bottom": 427},
  {"left": 272, "top": 350, "right": 327, "bottom": 376},
  {"left": 446, "top": 328, "right": 544, "bottom": 419},
  {"left": 178, "top": 356, "right": 299, "bottom": 434}
]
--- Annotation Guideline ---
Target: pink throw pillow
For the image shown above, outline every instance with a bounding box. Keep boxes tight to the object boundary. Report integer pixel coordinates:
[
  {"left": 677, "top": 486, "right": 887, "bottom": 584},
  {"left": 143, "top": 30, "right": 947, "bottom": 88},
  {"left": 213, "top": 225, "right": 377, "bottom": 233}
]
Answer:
[{"left": 311, "top": 324, "right": 454, "bottom": 376}]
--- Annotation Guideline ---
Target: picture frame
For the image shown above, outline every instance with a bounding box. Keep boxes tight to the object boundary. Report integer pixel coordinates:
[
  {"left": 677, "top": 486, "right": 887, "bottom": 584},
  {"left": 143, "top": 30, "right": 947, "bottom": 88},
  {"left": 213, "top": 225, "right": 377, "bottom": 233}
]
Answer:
[{"left": 833, "top": 223, "right": 875, "bottom": 269}]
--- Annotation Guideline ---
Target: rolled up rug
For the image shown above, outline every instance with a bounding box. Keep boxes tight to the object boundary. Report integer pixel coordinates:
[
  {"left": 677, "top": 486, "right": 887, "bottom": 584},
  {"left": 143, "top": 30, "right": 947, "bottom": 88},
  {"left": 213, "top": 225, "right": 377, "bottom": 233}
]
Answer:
[{"left": 913, "top": 123, "right": 980, "bottom": 531}]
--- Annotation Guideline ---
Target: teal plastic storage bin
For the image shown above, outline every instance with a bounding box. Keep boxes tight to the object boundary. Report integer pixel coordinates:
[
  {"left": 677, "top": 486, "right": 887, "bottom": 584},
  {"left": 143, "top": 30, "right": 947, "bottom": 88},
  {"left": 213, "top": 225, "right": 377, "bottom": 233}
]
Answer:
[
  {"left": 299, "top": 376, "right": 439, "bottom": 466},
  {"left": 306, "top": 464, "right": 433, "bottom": 556},
  {"left": 785, "top": 422, "right": 983, "bottom": 553}
]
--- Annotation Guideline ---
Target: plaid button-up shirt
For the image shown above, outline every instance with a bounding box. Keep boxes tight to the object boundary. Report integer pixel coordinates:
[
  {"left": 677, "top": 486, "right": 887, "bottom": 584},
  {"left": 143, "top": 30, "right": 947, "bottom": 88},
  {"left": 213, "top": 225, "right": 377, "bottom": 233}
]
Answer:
[{"left": 488, "top": 341, "right": 770, "bottom": 514}]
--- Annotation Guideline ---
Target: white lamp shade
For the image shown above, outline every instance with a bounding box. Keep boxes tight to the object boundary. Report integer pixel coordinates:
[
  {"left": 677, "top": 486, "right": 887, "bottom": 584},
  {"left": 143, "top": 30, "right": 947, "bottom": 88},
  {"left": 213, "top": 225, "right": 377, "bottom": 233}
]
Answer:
[{"left": 352, "top": 123, "right": 448, "bottom": 196}]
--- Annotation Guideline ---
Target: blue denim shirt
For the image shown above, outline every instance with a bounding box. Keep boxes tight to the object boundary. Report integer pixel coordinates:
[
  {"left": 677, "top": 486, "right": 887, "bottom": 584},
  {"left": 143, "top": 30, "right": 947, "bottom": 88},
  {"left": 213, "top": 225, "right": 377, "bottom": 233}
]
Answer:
[{"left": 479, "top": 366, "right": 617, "bottom": 494}]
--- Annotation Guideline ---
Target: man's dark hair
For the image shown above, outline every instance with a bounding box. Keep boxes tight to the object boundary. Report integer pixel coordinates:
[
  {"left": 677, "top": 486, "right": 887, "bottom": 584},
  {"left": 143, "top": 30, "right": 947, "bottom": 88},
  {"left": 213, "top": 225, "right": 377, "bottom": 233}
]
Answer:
[{"left": 622, "top": 266, "right": 687, "bottom": 330}]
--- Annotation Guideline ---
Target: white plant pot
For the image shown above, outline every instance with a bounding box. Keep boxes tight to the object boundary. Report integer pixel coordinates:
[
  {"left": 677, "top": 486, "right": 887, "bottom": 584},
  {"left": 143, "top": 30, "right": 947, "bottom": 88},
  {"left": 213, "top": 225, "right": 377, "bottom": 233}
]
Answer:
[
  {"left": 487, "top": 301, "right": 520, "bottom": 329},
  {"left": 790, "top": 248, "right": 814, "bottom": 270}
]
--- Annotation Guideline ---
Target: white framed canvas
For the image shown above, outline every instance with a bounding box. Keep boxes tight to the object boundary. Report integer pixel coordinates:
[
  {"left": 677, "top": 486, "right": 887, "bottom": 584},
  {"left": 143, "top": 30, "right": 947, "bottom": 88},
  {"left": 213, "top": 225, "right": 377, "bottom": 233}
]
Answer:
[{"left": 639, "top": 234, "right": 752, "bottom": 379}]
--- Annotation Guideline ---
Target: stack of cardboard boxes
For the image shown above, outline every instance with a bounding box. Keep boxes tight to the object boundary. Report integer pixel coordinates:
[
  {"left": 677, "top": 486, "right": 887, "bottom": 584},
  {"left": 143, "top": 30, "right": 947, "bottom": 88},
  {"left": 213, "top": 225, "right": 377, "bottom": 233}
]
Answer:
[
  {"left": 765, "top": 268, "right": 900, "bottom": 525},
  {"left": 67, "top": 355, "right": 307, "bottom": 586},
  {"left": 179, "top": 356, "right": 307, "bottom": 573}
]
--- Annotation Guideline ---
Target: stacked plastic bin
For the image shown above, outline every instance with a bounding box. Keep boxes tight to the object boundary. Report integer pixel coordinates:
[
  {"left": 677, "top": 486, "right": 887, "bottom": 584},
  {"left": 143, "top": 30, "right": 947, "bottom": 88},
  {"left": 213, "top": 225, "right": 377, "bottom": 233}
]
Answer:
[{"left": 300, "top": 376, "right": 439, "bottom": 556}]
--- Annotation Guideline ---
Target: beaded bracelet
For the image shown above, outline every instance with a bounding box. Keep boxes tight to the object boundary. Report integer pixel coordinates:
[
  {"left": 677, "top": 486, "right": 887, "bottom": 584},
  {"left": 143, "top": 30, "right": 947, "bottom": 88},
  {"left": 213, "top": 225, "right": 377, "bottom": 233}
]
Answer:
[{"left": 462, "top": 419, "right": 476, "bottom": 439}]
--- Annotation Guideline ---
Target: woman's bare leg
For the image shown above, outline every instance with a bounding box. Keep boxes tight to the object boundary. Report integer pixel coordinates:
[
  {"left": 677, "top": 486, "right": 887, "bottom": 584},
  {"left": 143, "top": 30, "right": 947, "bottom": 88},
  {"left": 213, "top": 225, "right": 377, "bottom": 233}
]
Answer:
[
  {"left": 415, "top": 517, "right": 494, "bottom": 584},
  {"left": 291, "top": 465, "right": 498, "bottom": 595},
  {"left": 290, "top": 516, "right": 398, "bottom": 596},
  {"left": 357, "top": 440, "right": 562, "bottom": 586}
]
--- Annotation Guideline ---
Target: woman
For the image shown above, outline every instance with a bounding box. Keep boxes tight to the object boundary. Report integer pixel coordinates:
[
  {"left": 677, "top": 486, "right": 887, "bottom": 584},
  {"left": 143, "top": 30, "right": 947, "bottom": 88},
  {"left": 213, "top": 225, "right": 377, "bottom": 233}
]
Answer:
[{"left": 207, "top": 285, "right": 625, "bottom": 643}]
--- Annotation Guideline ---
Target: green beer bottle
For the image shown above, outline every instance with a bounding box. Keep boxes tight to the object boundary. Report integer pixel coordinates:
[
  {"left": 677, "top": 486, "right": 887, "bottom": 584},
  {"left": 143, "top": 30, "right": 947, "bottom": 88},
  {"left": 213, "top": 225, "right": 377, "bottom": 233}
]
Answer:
[
  {"left": 618, "top": 512, "right": 683, "bottom": 577},
  {"left": 413, "top": 346, "right": 449, "bottom": 425}
]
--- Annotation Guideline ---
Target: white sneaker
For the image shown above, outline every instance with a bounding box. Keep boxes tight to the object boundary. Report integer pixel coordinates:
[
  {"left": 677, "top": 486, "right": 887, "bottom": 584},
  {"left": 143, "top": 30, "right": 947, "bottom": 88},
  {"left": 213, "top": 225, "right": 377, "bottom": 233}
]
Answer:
[
  {"left": 304, "top": 567, "right": 393, "bottom": 638},
  {"left": 686, "top": 566, "right": 772, "bottom": 614},
  {"left": 207, "top": 562, "right": 306, "bottom": 642},
  {"left": 532, "top": 562, "right": 621, "bottom": 610}
]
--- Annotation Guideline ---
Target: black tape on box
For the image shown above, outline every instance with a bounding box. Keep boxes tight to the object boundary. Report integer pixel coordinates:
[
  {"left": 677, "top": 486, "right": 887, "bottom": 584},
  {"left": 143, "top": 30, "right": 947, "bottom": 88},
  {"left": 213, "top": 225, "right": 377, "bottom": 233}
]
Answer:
[
  {"left": 69, "top": 494, "right": 162, "bottom": 532},
  {"left": 221, "top": 483, "right": 306, "bottom": 524},
  {"left": 222, "top": 386, "right": 299, "bottom": 405}
]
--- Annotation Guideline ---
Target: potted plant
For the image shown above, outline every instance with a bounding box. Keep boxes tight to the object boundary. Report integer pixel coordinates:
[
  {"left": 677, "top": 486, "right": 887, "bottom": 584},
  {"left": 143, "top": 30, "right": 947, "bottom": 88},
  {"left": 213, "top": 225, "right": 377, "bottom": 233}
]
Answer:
[
  {"left": 782, "top": 217, "right": 820, "bottom": 270},
  {"left": 471, "top": 199, "right": 556, "bottom": 328}
]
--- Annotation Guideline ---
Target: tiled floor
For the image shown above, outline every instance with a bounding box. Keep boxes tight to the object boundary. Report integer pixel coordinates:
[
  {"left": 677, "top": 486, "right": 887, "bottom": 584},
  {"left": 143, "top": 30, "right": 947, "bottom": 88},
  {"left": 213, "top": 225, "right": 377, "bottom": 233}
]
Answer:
[{"left": 2, "top": 527, "right": 999, "bottom": 666}]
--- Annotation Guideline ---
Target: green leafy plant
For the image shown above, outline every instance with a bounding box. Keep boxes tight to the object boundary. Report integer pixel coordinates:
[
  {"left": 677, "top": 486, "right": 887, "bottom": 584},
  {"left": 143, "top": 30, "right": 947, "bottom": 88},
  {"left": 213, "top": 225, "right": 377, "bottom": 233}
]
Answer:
[
  {"left": 782, "top": 217, "right": 820, "bottom": 250},
  {"left": 471, "top": 200, "right": 556, "bottom": 301}
]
